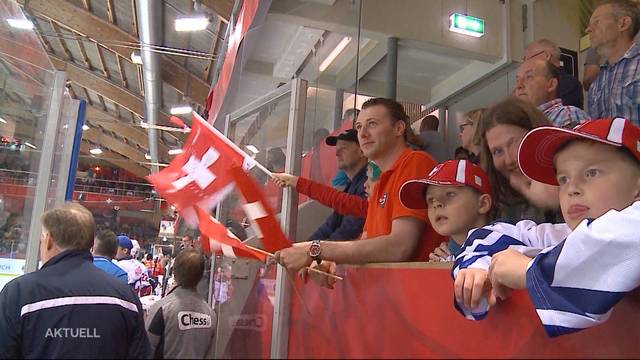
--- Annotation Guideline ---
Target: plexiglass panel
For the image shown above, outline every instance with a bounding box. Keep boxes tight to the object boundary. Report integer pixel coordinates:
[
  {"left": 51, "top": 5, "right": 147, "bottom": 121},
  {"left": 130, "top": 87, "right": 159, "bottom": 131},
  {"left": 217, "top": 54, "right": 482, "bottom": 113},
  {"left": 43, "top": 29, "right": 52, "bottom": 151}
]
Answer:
[{"left": 0, "top": 0, "right": 59, "bottom": 287}]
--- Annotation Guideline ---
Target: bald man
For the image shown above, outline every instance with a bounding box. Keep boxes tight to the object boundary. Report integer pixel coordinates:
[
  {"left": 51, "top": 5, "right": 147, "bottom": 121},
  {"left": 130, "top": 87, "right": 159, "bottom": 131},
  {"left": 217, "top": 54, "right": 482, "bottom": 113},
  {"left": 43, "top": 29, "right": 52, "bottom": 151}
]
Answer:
[
  {"left": 523, "top": 39, "right": 584, "bottom": 109},
  {"left": 515, "top": 58, "right": 589, "bottom": 128}
]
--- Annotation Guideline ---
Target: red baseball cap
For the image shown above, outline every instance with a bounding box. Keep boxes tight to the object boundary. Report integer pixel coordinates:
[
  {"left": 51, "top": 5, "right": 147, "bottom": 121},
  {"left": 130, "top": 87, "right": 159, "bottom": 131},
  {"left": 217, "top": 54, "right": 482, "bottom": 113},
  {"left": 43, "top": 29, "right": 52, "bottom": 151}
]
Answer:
[
  {"left": 518, "top": 118, "right": 640, "bottom": 186},
  {"left": 399, "top": 160, "right": 492, "bottom": 210}
]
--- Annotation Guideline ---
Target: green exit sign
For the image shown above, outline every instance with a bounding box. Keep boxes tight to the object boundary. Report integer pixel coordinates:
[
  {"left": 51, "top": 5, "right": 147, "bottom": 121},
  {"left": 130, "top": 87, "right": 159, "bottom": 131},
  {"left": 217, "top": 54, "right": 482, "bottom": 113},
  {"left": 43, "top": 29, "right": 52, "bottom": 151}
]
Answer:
[{"left": 449, "top": 13, "right": 485, "bottom": 37}]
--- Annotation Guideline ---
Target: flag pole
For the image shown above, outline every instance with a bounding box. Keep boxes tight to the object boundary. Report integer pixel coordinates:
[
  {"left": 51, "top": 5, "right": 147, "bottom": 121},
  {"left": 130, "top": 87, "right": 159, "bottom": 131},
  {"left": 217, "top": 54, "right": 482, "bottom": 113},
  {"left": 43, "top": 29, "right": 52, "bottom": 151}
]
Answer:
[
  {"left": 245, "top": 244, "right": 344, "bottom": 281},
  {"left": 192, "top": 112, "right": 274, "bottom": 178}
]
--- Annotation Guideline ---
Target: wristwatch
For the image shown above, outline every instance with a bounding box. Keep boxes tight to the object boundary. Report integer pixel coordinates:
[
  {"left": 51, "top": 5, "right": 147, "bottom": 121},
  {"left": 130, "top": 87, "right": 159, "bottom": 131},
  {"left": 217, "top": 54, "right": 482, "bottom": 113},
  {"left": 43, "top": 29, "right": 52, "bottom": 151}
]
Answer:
[{"left": 308, "top": 240, "right": 322, "bottom": 265}]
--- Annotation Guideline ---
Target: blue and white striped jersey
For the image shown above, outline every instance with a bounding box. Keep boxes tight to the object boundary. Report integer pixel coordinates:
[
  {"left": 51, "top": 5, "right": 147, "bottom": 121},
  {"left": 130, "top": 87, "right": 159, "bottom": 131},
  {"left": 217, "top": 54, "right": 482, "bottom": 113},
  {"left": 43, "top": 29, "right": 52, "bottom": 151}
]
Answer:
[
  {"left": 452, "top": 201, "right": 640, "bottom": 337},
  {"left": 452, "top": 221, "right": 571, "bottom": 320},
  {"left": 527, "top": 201, "right": 640, "bottom": 337}
]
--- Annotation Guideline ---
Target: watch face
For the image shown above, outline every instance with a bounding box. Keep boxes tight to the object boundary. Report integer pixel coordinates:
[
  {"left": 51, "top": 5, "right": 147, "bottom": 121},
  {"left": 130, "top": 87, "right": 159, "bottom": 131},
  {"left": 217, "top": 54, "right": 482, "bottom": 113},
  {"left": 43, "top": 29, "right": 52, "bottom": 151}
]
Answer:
[{"left": 309, "top": 243, "right": 321, "bottom": 257}]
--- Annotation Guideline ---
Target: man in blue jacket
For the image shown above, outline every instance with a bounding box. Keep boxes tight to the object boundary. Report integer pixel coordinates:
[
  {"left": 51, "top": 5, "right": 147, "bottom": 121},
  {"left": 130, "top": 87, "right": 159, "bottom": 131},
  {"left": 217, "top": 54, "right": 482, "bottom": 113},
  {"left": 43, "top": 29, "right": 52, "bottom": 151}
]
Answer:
[
  {"left": 92, "top": 229, "right": 128, "bottom": 283},
  {"left": 308, "top": 129, "right": 368, "bottom": 241},
  {"left": 0, "top": 203, "right": 151, "bottom": 358}
]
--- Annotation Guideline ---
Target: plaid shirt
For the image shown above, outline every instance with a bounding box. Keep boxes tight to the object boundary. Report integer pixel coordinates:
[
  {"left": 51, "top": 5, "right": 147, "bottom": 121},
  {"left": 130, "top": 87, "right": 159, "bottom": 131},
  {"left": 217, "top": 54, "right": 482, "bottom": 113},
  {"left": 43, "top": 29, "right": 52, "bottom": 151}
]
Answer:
[
  {"left": 538, "top": 98, "right": 590, "bottom": 128},
  {"left": 587, "top": 41, "right": 640, "bottom": 125}
]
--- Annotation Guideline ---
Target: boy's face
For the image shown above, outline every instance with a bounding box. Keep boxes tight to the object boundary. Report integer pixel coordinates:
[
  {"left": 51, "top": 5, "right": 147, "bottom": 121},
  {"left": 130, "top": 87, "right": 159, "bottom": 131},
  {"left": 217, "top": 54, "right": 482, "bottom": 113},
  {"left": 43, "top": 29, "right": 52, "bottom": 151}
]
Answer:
[
  {"left": 555, "top": 141, "right": 640, "bottom": 230},
  {"left": 425, "top": 185, "right": 486, "bottom": 238}
]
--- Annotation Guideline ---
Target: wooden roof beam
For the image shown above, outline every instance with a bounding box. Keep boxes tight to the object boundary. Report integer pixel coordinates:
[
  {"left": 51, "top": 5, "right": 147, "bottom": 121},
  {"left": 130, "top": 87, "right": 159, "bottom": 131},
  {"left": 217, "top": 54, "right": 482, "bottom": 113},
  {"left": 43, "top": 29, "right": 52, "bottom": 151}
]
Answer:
[
  {"left": 48, "top": 55, "right": 182, "bottom": 150},
  {"left": 48, "top": 54, "right": 169, "bottom": 124},
  {"left": 22, "top": 0, "right": 211, "bottom": 105},
  {"left": 106, "top": 0, "right": 117, "bottom": 24},
  {"left": 81, "top": 0, "right": 91, "bottom": 12},
  {"left": 82, "top": 128, "right": 148, "bottom": 166},
  {"left": 85, "top": 105, "right": 170, "bottom": 156},
  {"left": 48, "top": 20, "right": 73, "bottom": 61},
  {"left": 116, "top": 54, "right": 128, "bottom": 88},
  {"left": 79, "top": 141, "right": 148, "bottom": 178},
  {"left": 200, "top": 0, "right": 233, "bottom": 23}
]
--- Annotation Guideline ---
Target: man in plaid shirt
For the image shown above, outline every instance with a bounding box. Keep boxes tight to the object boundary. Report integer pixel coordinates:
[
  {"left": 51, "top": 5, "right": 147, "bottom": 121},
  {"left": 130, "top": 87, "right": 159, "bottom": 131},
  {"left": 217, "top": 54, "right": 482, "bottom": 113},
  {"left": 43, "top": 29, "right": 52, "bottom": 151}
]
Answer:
[
  {"left": 514, "top": 58, "right": 589, "bottom": 128},
  {"left": 587, "top": 0, "right": 640, "bottom": 125}
]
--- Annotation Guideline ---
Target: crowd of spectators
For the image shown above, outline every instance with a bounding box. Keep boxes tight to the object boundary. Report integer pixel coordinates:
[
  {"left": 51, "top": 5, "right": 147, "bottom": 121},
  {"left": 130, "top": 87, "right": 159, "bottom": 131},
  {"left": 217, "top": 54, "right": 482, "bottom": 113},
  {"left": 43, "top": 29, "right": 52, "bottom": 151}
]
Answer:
[
  {"left": 74, "top": 166, "right": 153, "bottom": 198},
  {"left": 0, "top": 1, "right": 638, "bottom": 357},
  {"left": 269, "top": 0, "right": 640, "bottom": 337}
]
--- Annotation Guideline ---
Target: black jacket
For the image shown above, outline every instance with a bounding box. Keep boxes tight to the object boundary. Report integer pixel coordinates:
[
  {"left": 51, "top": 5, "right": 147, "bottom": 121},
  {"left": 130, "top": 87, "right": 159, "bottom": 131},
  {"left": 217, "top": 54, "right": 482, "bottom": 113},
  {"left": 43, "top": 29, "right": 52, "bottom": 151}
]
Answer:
[
  {"left": 0, "top": 250, "right": 151, "bottom": 359},
  {"left": 558, "top": 68, "right": 584, "bottom": 109}
]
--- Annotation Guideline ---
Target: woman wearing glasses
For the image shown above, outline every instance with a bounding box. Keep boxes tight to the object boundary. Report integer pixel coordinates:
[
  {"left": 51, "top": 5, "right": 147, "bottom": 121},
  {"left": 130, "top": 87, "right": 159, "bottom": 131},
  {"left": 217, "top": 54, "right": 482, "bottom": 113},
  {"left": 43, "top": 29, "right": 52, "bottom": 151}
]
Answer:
[{"left": 458, "top": 108, "right": 487, "bottom": 164}]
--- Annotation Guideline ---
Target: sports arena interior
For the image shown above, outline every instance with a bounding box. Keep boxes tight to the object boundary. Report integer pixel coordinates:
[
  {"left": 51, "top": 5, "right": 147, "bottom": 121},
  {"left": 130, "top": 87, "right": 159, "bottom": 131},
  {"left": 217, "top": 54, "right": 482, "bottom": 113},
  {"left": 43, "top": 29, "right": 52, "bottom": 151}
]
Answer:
[{"left": 0, "top": 0, "right": 639, "bottom": 358}]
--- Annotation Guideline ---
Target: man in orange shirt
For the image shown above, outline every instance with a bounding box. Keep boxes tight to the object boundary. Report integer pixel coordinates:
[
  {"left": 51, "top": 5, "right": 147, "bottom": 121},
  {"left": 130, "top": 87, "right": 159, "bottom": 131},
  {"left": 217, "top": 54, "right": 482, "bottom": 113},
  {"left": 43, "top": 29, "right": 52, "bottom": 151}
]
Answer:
[{"left": 275, "top": 98, "right": 444, "bottom": 278}]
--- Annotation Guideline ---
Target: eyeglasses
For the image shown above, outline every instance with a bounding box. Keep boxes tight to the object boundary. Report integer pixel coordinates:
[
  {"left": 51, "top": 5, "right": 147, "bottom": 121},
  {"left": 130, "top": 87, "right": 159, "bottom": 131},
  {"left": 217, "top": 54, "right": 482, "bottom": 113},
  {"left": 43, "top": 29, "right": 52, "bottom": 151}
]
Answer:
[
  {"left": 459, "top": 121, "right": 474, "bottom": 133},
  {"left": 522, "top": 49, "right": 546, "bottom": 62}
]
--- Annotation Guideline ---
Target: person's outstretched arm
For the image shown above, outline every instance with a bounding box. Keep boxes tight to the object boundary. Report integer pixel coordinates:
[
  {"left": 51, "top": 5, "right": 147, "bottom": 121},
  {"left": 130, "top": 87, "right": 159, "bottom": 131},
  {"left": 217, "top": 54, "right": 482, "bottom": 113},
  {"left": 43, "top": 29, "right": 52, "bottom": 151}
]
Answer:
[{"left": 272, "top": 173, "right": 368, "bottom": 217}]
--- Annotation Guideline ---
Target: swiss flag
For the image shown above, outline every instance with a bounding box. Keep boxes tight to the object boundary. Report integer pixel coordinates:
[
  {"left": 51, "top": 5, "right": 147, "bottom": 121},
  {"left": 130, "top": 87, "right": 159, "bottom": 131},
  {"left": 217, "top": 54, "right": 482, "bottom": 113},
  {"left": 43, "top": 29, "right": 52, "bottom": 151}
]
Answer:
[
  {"left": 196, "top": 207, "right": 267, "bottom": 262},
  {"left": 147, "top": 113, "right": 254, "bottom": 224},
  {"left": 229, "top": 166, "right": 291, "bottom": 253}
]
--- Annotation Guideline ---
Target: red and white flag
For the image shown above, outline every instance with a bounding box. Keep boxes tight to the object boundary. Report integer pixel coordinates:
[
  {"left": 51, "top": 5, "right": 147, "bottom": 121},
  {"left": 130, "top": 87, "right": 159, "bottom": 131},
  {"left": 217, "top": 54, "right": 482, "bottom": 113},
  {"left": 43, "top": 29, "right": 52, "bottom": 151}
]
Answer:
[
  {"left": 229, "top": 166, "right": 291, "bottom": 253},
  {"left": 147, "top": 112, "right": 255, "bottom": 225},
  {"left": 196, "top": 207, "right": 267, "bottom": 262},
  {"left": 205, "top": 0, "right": 259, "bottom": 124}
]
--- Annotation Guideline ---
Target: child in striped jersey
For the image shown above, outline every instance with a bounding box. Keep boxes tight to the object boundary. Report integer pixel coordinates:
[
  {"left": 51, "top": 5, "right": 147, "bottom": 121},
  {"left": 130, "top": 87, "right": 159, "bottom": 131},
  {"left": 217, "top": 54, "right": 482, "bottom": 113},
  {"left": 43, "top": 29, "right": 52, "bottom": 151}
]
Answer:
[
  {"left": 452, "top": 118, "right": 640, "bottom": 337},
  {"left": 399, "top": 160, "right": 493, "bottom": 262}
]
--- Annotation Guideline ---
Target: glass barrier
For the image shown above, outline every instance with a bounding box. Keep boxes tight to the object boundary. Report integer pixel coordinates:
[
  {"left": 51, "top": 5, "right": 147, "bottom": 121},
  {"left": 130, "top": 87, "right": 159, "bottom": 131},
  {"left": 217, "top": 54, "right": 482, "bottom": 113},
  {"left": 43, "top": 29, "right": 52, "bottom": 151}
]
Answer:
[
  {"left": 213, "top": 81, "right": 294, "bottom": 358},
  {"left": 203, "top": 0, "right": 513, "bottom": 357},
  {"left": 0, "top": 0, "right": 60, "bottom": 286}
]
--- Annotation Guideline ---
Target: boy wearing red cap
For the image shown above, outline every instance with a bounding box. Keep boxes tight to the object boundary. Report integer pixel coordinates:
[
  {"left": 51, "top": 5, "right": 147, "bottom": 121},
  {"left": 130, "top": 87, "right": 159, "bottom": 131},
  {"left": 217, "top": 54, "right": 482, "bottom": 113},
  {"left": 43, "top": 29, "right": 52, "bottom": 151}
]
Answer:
[
  {"left": 453, "top": 118, "right": 640, "bottom": 336},
  {"left": 399, "top": 160, "right": 493, "bottom": 262}
]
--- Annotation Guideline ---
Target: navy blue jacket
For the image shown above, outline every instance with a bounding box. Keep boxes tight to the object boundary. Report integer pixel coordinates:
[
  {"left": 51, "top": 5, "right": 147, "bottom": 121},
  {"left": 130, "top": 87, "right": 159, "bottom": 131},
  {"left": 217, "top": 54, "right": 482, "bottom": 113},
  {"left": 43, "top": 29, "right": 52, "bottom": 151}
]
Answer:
[
  {"left": 308, "top": 165, "right": 367, "bottom": 241},
  {"left": 558, "top": 67, "right": 584, "bottom": 109},
  {"left": 0, "top": 250, "right": 151, "bottom": 359}
]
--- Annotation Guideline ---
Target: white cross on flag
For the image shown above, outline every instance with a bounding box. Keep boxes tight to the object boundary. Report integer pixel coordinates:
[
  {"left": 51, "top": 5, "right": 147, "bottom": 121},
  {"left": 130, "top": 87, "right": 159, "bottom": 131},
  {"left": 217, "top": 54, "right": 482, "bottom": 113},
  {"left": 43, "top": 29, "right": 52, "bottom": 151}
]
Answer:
[
  {"left": 147, "top": 113, "right": 255, "bottom": 223},
  {"left": 229, "top": 165, "right": 292, "bottom": 253}
]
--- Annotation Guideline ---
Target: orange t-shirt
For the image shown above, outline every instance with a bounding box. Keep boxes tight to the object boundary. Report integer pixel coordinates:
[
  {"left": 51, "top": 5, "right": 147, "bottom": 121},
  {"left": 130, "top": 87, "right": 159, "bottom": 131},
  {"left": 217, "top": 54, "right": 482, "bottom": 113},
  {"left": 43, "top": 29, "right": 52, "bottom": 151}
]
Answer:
[{"left": 363, "top": 149, "right": 445, "bottom": 261}]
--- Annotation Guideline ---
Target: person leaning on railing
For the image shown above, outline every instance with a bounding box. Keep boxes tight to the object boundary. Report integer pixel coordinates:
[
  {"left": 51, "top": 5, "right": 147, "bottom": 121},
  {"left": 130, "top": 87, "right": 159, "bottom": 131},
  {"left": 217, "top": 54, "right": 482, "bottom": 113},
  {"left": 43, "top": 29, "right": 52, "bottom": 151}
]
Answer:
[{"left": 274, "top": 98, "right": 446, "bottom": 279}]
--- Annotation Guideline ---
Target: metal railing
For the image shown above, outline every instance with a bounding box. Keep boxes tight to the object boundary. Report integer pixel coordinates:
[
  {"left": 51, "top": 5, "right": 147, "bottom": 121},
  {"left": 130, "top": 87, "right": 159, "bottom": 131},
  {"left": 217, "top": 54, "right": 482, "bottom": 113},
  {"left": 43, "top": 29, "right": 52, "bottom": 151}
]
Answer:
[{"left": 0, "top": 168, "right": 153, "bottom": 199}]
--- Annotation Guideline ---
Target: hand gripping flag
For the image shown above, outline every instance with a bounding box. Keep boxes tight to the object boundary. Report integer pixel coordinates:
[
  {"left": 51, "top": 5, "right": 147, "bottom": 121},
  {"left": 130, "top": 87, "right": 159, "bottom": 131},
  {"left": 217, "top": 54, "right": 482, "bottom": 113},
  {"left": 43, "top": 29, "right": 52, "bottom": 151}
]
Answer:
[
  {"left": 196, "top": 207, "right": 267, "bottom": 262},
  {"left": 229, "top": 166, "right": 291, "bottom": 253},
  {"left": 147, "top": 112, "right": 255, "bottom": 226}
]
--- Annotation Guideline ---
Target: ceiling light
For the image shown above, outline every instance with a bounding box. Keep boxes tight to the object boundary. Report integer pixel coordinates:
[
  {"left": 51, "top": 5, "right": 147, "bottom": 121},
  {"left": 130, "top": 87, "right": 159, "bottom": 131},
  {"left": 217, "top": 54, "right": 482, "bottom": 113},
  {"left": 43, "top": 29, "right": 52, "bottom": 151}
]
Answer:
[
  {"left": 170, "top": 105, "right": 192, "bottom": 115},
  {"left": 131, "top": 51, "right": 142, "bottom": 64},
  {"left": 245, "top": 144, "right": 260, "bottom": 154},
  {"left": 319, "top": 36, "right": 352, "bottom": 72},
  {"left": 82, "top": 124, "right": 89, "bottom": 131},
  {"left": 0, "top": 117, "right": 6, "bottom": 124},
  {"left": 7, "top": 18, "right": 34, "bottom": 30},
  {"left": 175, "top": 15, "right": 210, "bottom": 32},
  {"left": 168, "top": 148, "right": 183, "bottom": 155},
  {"left": 24, "top": 142, "right": 36, "bottom": 149},
  {"left": 90, "top": 148, "right": 103, "bottom": 155}
]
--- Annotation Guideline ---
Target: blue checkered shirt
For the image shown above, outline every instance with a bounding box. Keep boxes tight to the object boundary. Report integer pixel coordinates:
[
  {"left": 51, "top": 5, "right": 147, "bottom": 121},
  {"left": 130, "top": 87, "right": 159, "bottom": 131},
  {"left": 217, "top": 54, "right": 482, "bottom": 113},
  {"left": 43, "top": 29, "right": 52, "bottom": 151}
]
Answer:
[
  {"left": 587, "top": 41, "right": 640, "bottom": 125},
  {"left": 538, "top": 98, "right": 590, "bottom": 128}
]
